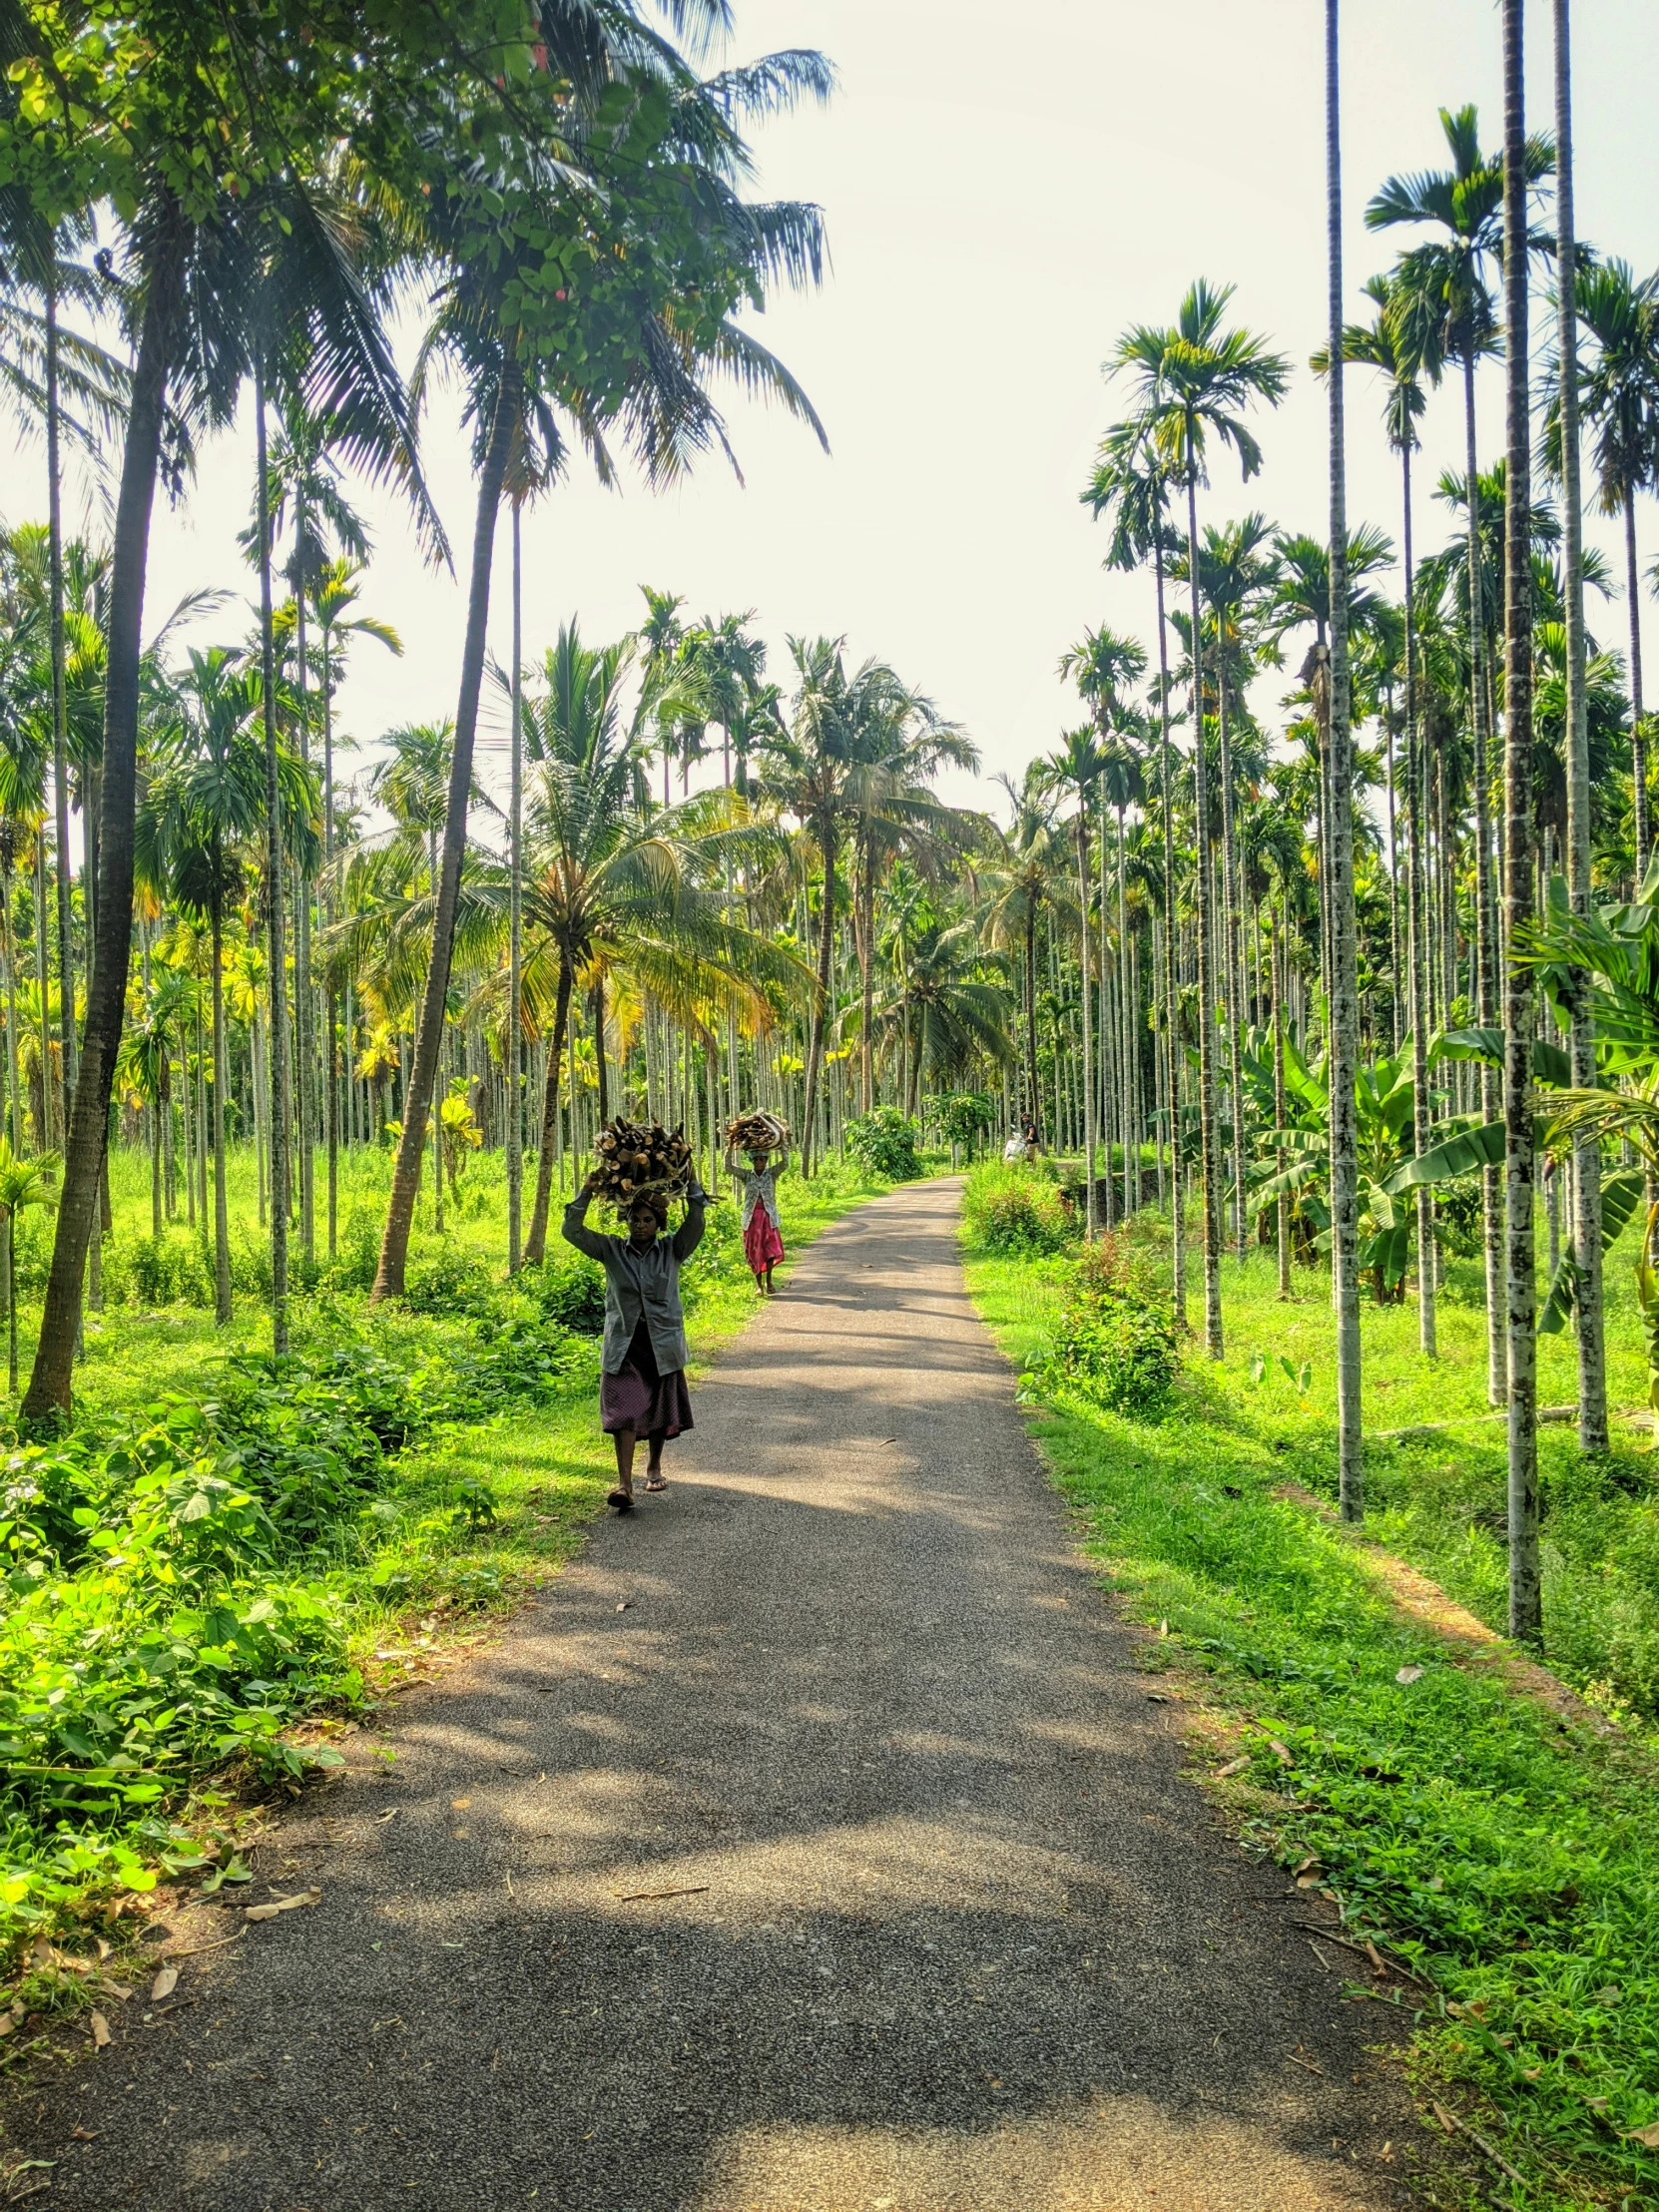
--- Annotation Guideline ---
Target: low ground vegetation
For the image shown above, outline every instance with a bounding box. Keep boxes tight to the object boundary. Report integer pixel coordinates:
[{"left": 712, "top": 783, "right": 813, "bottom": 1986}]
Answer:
[
  {"left": 0, "top": 1146, "right": 916, "bottom": 1969},
  {"left": 964, "top": 1161, "right": 1659, "bottom": 2209}
]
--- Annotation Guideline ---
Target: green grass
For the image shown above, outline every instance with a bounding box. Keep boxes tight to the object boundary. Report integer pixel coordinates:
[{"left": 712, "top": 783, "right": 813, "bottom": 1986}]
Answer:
[
  {"left": 964, "top": 1173, "right": 1659, "bottom": 2211},
  {"left": 0, "top": 1142, "right": 918, "bottom": 1976}
]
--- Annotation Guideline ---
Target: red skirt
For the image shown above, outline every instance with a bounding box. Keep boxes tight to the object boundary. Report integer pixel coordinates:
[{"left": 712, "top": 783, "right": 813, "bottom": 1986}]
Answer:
[
  {"left": 744, "top": 1212, "right": 785, "bottom": 1273},
  {"left": 600, "top": 1322, "right": 693, "bottom": 1438}
]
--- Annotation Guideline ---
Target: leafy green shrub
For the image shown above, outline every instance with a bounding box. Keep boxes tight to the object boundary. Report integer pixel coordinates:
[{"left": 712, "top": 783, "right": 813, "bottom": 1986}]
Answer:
[
  {"left": 403, "top": 1249, "right": 497, "bottom": 1317},
  {"left": 117, "top": 1233, "right": 214, "bottom": 1309},
  {"left": 521, "top": 1252, "right": 607, "bottom": 1335},
  {"left": 843, "top": 1108, "right": 921, "bottom": 1180},
  {"left": 961, "top": 1162, "right": 1076, "bottom": 1256},
  {"left": 1035, "top": 1250, "right": 1180, "bottom": 1418}
]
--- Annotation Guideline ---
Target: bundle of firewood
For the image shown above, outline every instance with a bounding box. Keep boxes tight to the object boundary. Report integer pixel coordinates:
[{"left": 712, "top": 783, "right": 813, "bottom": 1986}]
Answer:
[
  {"left": 726, "top": 1109, "right": 791, "bottom": 1157},
  {"left": 591, "top": 1118, "right": 694, "bottom": 1210}
]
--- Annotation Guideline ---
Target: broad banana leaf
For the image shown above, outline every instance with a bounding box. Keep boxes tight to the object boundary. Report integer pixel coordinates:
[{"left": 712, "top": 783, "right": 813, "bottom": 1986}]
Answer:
[
  {"left": 1437, "top": 1027, "right": 1574, "bottom": 1089},
  {"left": 1383, "top": 1119, "right": 1505, "bottom": 1193},
  {"left": 1537, "top": 1167, "right": 1647, "bottom": 1335}
]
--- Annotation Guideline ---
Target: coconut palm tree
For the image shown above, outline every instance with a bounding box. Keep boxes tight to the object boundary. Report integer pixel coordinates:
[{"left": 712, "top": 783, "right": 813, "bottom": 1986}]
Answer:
[
  {"left": 137, "top": 647, "right": 295, "bottom": 1322},
  {"left": 372, "top": 31, "right": 832, "bottom": 1300},
  {"left": 1109, "top": 279, "right": 1289, "bottom": 1357}
]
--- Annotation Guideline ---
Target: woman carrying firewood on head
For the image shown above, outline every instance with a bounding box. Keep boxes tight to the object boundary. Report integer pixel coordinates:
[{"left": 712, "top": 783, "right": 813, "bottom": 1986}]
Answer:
[
  {"left": 724, "top": 1136, "right": 788, "bottom": 1295},
  {"left": 562, "top": 1168, "right": 707, "bottom": 1512}
]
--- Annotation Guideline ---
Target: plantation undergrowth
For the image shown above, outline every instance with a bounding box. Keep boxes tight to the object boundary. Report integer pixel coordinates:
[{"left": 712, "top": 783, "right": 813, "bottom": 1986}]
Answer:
[
  {"left": 0, "top": 1146, "right": 909, "bottom": 1966},
  {"left": 964, "top": 1160, "right": 1659, "bottom": 2212}
]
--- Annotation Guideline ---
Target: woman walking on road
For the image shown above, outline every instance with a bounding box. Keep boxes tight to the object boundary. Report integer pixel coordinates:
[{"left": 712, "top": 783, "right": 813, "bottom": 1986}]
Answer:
[
  {"left": 562, "top": 1172, "right": 707, "bottom": 1511},
  {"left": 726, "top": 1141, "right": 787, "bottom": 1294}
]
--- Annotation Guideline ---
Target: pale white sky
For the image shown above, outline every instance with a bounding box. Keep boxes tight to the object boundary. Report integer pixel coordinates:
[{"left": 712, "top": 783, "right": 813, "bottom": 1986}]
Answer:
[{"left": 17, "top": 0, "right": 1659, "bottom": 829}]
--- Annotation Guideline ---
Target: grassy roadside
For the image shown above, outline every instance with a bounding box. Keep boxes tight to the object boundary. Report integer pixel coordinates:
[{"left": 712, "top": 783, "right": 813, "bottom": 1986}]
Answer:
[
  {"left": 0, "top": 1154, "right": 916, "bottom": 1979},
  {"left": 964, "top": 1203, "right": 1659, "bottom": 2212}
]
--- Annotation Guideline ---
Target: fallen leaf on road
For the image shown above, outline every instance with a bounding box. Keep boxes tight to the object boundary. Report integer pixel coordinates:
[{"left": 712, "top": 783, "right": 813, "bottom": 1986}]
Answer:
[
  {"left": 615, "top": 1886, "right": 710, "bottom": 1904},
  {"left": 1214, "top": 1756, "right": 1250, "bottom": 1778},
  {"left": 69, "top": 2127, "right": 99, "bottom": 2141},
  {"left": 0, "top": 2016, "right": 13, "bottom": 2037},
  {"left": 90, "top": 2012, "right": 110, "bottom": 2049},
  {"left": 245, "top": 1889, "right": 321, "bottom": 1922},
  {"left": 1623, "top": 2122, "right": 1659, "bottom": 2148},
  {"left": 98, "top": 1980, "right": 133, "bottom": 2001},
  {"left": 1268, "top": 1740, "right": 1293, "bottom": 1766},
  {"left": 1394, "top": 1665, "right": 1424, "bottom": 1685},
  {"left": 450, "top": 1798, "right": 471, "bottom": 1811},
  {"left": 616, "top": 1602, "right": 631, "bottom": 1613},
  {"left": 150, "top": 1966, "right": 178, "bottom": 2003}
]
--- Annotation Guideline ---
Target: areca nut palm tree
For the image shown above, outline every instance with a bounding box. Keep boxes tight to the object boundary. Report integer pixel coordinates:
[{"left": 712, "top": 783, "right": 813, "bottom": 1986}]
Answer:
[
  {"left": 1370, "top": 100, "right": 1553, "bottom": 1409},
  {"left": 1500, "top": 0, "right": 1543, "bottom": 1649},
  {"left": 1316, "top": 271, "right": 1439, "bottom": 1360},
  {"left": 1110, "top": 278, "right": 1289, "bottom": 1359},
  {"left": 372, "top": 28, "right": 833, "bottom": 1300},
  {"left": 1044, "top": 726, "right": 1104, "bottom": 1234},
  {"left": 1549, "top": 0, "right": 1607, "bottom": 1453},
  {"left": 1081, "top": 430, "right": 1189, "bottom": 1320},
  {"left": 1323, "top": 0, "right": 1363, "bottom": 1522},
  {"left": 1567, "top": 258, "right": 1659, "bottom": 875}
]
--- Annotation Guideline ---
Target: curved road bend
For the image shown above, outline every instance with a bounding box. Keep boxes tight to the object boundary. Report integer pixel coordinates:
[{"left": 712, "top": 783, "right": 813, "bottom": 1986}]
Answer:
[{"left": 25, "top": 1177, "right": 1425, "bottom": 2211}]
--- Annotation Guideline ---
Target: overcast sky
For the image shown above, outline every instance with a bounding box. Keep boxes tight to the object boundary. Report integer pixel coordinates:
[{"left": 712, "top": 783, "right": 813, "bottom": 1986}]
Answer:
[{"left": 18, "top": 0, "right": 1659, "bottom": 830}]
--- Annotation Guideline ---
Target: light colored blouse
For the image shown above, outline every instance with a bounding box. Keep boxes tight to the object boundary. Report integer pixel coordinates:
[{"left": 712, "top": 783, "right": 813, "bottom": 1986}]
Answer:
[
  {"left": 725, "top": 1150, "right": 783, "bottom": 1231},
  {"left": 561, "top": 1188, "right": 706, "bottom": 1375}
]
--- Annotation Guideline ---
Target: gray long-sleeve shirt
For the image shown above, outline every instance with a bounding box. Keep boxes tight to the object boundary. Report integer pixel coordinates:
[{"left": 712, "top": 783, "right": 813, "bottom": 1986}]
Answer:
[{"left": 560, "top": 1188, "right": 707, "bottom": 1376}]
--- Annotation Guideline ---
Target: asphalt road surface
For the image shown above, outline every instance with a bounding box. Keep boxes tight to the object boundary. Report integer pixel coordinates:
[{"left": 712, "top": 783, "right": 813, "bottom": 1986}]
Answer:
[{"left": 20, "top": 1178, "right": 1427, "bottom": 2211}]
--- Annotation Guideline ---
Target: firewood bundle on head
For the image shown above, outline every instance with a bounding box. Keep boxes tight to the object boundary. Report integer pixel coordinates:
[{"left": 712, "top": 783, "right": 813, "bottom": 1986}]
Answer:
[
  {"left": 591, "top": 1119, "right": 694, "bottom": 1214},
  {"left": 726, "top": 1109, "right": 791, "bottom": 1157}
]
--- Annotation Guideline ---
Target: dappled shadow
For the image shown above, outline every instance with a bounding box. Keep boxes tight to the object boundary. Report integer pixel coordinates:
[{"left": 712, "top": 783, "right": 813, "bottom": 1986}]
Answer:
[{"left": 23, "top": 1181, "right": 1423, "bottom": 2211}]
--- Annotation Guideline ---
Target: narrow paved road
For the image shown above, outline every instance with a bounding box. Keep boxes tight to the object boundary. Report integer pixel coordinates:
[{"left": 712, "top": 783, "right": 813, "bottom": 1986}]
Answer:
[{"left": 24, "top": 1180, "right": 1424, "bottom": 2211}]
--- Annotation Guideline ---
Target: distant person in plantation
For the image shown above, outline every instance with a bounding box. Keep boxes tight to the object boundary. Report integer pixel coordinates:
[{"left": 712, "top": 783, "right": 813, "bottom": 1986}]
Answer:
[
  {"left": 563, "top": 1172, "right": 707, "bottom": 1512},
  {"left": 725, "top": 1139, "right": 788, "bottom": 1295}
]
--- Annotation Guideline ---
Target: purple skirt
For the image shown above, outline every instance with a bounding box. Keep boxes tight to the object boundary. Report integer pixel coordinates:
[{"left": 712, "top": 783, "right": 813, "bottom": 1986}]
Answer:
[{"left": 600, "top": 1322, "right": 693, "bottom": 1438}]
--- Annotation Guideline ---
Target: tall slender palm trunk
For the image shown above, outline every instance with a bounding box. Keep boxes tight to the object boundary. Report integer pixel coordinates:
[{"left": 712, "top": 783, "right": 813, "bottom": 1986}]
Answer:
[
  {"left": 1553, "top": 0, "right": 1606, "bottom": 1450},
  {"left": 507, "top": 505, "right": 524, "bottom": 1273},
  {"left": 25, "top": 210, "right": 186, "bottom": 1421},
  {"left": 524, "top": 962, "right": 574, "bottom": 1266},
  {"left": 1185, "top": 468, "right": 1224, "bottom": 1359},
  {"left": 1464, "top": 359, "right": 1506, "bottom": 1405},
  {"left": 1154, "top": 542, "right": 1186, "bottom": 1328},
  {"left": 1501, "top": 0, "right": 1541, "bottom": 1646},
  {"left": 800, "top": 828, "right": 836, "bottom": 1178},
  {"left": 1326, "top": 0, "right": 1364, "bottom": 1522},
  {"left": 1076, "top": 806, "right": 1096, "bottom": 1235},
  {"left": 373, "top": 362, "right": 520, "bottom": 1299},
  {"left": 210, "top": 901, "right": 232, "bottom": 1324},
  {"left": 1628, "top": 492, "right": 1649, "bottom": 879},
  {"left": 1402, "top": 443, "right": 1437, "bottom": 1357},
  {"left": 1216, "top": 679, "right": 1247, "bottom": 1259},
  {"left": 256, "top": 357, "right": 291, "bottom": 1356},
  {"left": 45, "top": 277, "right": 77, "bottom": 1145}
]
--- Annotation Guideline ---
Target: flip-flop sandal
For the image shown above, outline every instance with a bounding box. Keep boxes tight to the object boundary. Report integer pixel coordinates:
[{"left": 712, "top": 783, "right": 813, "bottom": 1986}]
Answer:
[
  {"left": 645, "top": 1476, "right": 667, "bottom": 1492},
  {"left": 607, "top": 1488, "right": 634, "bottom": 1513}
]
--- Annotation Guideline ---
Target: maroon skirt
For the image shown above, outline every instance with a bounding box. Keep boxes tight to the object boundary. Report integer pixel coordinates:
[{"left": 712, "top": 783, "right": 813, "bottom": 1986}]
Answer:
[
  {"left": 744, "top": 1212, "right": 785, "bottom": 1273},
  {"left": 600, "top": 1322, "right": 693, "bottom": 1438}
]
